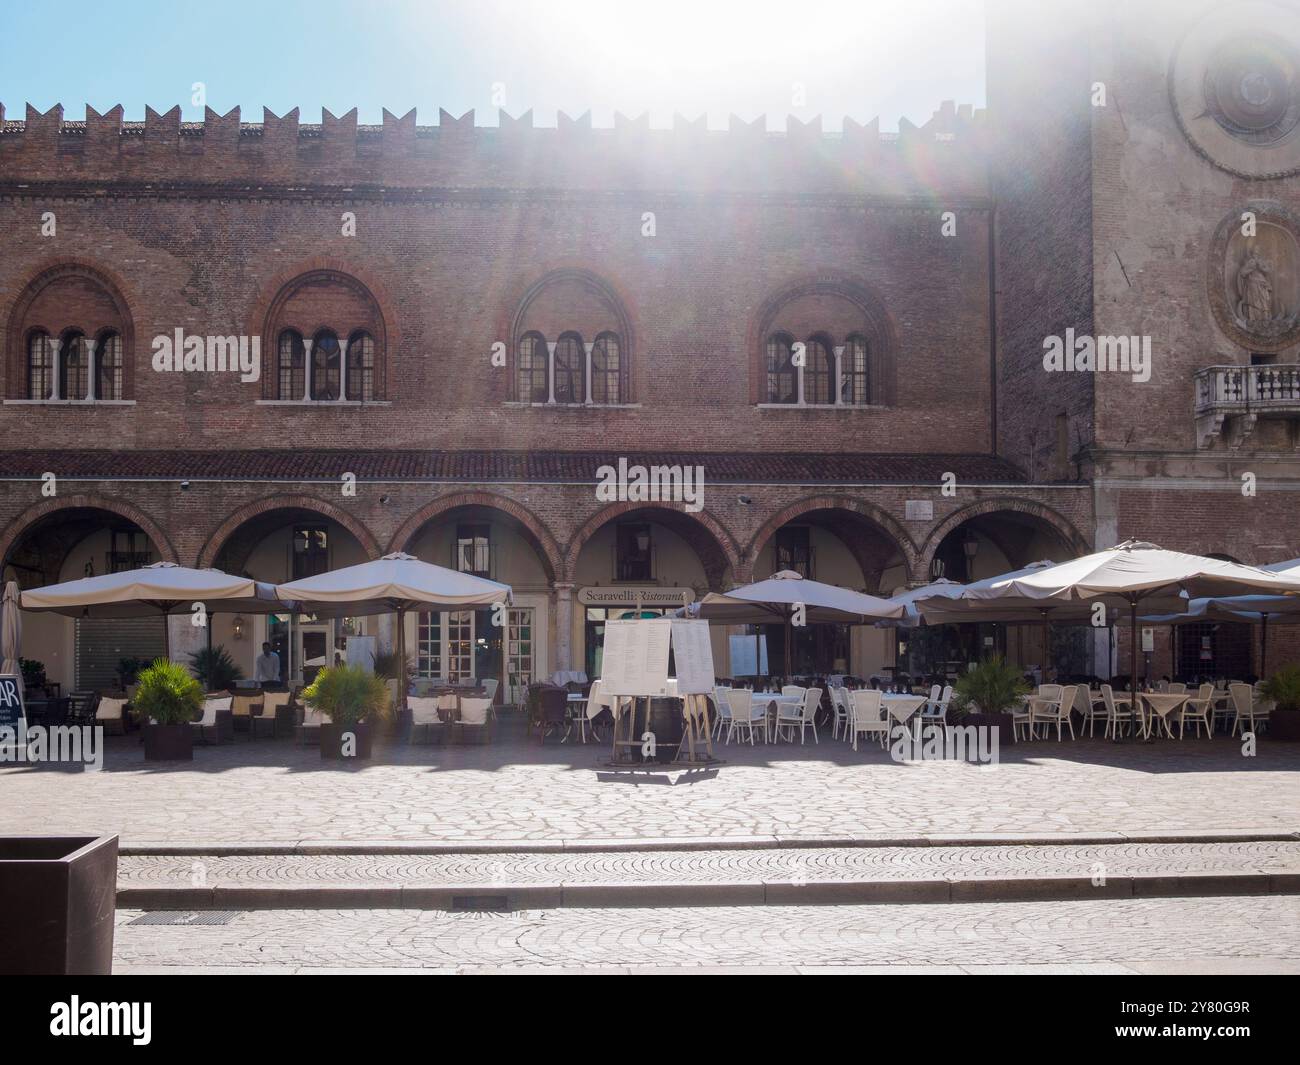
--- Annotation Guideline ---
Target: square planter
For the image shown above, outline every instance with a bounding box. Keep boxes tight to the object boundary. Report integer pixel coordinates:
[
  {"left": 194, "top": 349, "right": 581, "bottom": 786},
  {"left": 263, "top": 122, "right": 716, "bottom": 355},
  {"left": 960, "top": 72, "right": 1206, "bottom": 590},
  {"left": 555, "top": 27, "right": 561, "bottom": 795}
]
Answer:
[
  {"left": 143, "top": 723, "right": 193, "bottom": 761},
  {"left": 320, "top": 722, "right": 373, "bottom": 760},
  {"left": 0, "top": 835, "right": 118, "bottom": 974}
]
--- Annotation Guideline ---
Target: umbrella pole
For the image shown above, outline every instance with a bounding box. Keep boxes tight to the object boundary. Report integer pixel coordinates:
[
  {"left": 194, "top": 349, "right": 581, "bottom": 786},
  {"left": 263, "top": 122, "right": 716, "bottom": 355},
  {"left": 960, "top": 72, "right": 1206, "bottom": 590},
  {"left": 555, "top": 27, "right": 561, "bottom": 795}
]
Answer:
[
  {"left": 1261, "top": 615, "right": 1269, "bottom": 679},
  {"left": 1129, "top": 599, "right": 1140, "bottom": 737},
  {"left": 784, "top": 618, "right": 792, "bottom": 685},
  {"left": 396, "top": 606, "right": 407, "bottom": 717}
]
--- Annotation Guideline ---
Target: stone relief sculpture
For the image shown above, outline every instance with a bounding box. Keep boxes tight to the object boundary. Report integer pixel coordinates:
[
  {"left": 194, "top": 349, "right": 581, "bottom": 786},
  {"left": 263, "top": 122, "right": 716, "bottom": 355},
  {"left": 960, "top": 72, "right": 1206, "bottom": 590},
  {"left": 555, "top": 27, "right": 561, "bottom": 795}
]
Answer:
[{"left": 1236, "top": 252, "right": 1276, "bottom": 323}]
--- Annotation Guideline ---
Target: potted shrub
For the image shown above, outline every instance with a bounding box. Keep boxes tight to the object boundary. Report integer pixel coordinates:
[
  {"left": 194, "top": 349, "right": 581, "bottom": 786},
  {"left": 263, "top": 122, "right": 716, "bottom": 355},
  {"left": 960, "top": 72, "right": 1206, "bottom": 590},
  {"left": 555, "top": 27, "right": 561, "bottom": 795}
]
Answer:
[
  {"left": 301, "top": 663, "right": 387, "bottom": 760},
  {"left": 188, "top": 644, "right": 244, "bottom": 692},
  {"left": 115, "top": 656, "right": 150, "bottom": 690},
  {"left": 19, "top": 657, "right": 46, "bottom": 694},
  {"left": 950, "top": 655, "right": 1030, "bottom": 746},
  {"left": 133, "top": 658, "right": 203, "bottom": 761},
  {"left": 1261, "top": 666, "right": 1300, "bottom": 741}
]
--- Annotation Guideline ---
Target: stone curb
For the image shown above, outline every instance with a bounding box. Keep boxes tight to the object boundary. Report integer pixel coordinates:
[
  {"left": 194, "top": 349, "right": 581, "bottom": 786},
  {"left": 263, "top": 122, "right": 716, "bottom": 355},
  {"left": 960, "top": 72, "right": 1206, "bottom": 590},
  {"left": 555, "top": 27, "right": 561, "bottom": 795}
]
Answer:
[
  {"left": 118, "top": 828, "right": 1300, "bottom": 857},
  {"left": 116, "top": 869, "right": 1300, "bottom": 911}
]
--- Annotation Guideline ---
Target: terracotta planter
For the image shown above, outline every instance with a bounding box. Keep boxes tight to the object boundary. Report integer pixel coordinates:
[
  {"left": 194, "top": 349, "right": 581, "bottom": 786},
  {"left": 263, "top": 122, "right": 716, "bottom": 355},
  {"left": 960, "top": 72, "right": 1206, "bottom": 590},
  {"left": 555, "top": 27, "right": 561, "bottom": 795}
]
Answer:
[
  {"left": 0, "top": 835, "right": 118, "bottom": 974},
  {"left": 320, "top": 721, "right": 373, "bottom": 760},
  {"left": 1270, "top": 708, "right": 1300, "bottom": 741},
  {"left": 143, "top": 723, "right": 193, "bottom": 761}
]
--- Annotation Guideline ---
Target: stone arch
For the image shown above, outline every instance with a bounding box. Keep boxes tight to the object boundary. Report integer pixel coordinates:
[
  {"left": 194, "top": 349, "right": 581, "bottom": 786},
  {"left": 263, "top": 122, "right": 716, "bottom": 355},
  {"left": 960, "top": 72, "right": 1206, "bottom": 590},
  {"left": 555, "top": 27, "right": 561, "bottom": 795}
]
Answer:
[
  {"left": 564, "top": 502, "right": 741, "bottom": 590},
  {"left": 746, "top": 274, "right": 900, "bottom": 405},
  {"left": 918, "top": 497, "right": 1089, "bottom": 577},
  {"left": 0, "top": 493, "right": 179, "bottom": 581},
  {"left": 3, "top": 258, "right": 139, "bottom": 400},
  {"left": 387, "top": 491, "right": 563, "bottom": 583},
  {"left": 245, "top": 256, "right": 400, "bottom": 400},
  {"left": 506, "top": 267, "right": 637, "bottom": 403},
  {"left": 196, "top": 493, "right": 382, "bottom": 569},
  {"left": 744, "top": 494, "right": 918, "bottom": 593}
]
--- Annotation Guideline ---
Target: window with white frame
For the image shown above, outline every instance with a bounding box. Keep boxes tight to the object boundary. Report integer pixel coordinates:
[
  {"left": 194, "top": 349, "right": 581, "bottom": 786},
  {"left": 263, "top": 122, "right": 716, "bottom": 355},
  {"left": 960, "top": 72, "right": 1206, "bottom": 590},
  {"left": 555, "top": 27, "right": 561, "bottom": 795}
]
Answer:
[
  {"left": 515, "top": 330, "right": 625, "bottom": 405},
  {"left": 763, "top": 331, "right": 877, "bottom": 406}
]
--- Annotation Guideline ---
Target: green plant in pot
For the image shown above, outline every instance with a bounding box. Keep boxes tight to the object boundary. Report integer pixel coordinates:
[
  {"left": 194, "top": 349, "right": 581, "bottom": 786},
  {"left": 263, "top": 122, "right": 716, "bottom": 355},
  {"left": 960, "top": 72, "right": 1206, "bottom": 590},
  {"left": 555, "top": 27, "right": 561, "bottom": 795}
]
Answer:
[
  {"left": 1261, "top": 665, "right": 1300, "bottom": 741},
  {"left": 133, "top": 658, "right": 203, "bottom": 761},
  {"left": 19, "top": 657, "right": 46, "bottom": 693},
  {"left": 116, "top": 656, "right": 151, "bottom": 689},
  {"left": 950, "top": 656, "right": 1030, "bottom": 743},
  {"left": 301, "top": 663, "right": 388, "bottom": 760},
  {"left": 188, "top": 644, "right": 244, "bottom": 692}
]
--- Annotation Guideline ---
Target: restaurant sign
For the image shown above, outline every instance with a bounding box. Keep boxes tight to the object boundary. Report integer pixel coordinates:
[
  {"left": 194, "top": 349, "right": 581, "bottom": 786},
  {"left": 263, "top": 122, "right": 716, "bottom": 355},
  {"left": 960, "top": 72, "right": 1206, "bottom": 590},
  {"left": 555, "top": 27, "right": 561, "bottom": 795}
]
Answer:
[
  {"left": 0, "top": 675, "right": 27, "bottom": 751},
  {"left": 578, "top": 586, "right": 693, "bottom": 607}
]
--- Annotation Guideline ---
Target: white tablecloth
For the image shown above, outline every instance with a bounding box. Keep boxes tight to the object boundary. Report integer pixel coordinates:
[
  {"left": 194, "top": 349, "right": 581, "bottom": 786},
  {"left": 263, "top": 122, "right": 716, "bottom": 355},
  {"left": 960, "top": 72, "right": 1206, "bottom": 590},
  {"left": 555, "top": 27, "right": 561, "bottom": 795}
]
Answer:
[{"left": 550, "top": 670, "right": 589, "bottom": 686}]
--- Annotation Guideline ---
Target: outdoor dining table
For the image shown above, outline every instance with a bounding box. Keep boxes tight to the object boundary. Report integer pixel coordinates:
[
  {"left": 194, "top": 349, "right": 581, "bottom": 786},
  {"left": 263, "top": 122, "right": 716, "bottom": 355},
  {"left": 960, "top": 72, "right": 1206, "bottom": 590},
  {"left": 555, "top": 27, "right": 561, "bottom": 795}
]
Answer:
[
  {"left": 1137, "top": 692, "right": 1191, "bottom": 740},
  {"left": 881, "top": 693, "right": 929, "bottom": 740}
]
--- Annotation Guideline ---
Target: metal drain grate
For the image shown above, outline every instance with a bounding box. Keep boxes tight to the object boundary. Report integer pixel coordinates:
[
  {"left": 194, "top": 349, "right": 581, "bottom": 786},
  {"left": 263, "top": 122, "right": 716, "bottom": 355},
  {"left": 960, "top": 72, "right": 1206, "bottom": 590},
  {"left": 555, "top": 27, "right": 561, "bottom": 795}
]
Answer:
[{"left": 128, "top": 910, "right": 243, "bottom": 926}]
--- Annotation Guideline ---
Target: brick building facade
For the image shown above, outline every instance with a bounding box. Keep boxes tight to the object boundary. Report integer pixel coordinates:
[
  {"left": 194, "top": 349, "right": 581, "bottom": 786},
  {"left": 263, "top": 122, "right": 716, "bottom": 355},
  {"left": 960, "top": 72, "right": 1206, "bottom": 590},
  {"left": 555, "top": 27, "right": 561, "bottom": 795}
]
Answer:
[{"left": 1, "top": 0, "right": 1297, "bottom": 693}]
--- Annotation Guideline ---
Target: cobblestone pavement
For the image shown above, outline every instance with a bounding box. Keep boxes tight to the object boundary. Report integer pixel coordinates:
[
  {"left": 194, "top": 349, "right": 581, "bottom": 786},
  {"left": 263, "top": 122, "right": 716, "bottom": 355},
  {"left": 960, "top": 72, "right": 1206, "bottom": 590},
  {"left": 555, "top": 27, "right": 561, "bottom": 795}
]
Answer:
[
  {"left": 5, "top": 732, "right": 1298, "bottom": 845},
  {"left": 111, "top": 896, "right": 1300, "bottom": 973},
  {"left": 118, "top": 840, "right": 1300, "bottom": 889}
]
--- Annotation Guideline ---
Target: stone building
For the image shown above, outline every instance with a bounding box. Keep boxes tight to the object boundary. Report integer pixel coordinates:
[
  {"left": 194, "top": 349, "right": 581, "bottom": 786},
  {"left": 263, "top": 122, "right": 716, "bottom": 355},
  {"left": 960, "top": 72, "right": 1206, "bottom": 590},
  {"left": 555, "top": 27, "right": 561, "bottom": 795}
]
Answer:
[{"left": 0, "top": 0, "right": 1296, "bottom": 695}]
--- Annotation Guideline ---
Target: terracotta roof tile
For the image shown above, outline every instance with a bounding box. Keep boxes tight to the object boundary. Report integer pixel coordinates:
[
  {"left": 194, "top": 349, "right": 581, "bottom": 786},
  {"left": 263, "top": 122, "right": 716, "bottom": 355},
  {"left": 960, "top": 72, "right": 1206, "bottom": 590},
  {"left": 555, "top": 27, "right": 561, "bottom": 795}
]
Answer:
[{"left": 0, "top": 450, "right": 1029, "bottom": 484}]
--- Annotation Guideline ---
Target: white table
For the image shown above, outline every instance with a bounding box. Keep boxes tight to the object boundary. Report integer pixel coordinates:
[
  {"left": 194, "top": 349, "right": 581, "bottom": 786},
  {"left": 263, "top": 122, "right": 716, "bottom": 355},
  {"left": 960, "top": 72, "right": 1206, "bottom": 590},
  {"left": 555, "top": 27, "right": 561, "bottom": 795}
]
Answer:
[{"left": 881, "top": 694, "right": 928, "bottom": 739}]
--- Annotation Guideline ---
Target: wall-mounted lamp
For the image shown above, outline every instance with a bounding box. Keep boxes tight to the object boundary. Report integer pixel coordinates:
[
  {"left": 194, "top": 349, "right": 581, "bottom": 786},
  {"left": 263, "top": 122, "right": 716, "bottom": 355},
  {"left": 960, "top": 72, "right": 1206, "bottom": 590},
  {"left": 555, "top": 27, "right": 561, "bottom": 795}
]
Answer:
[{"left": 232, "top": 615, "right": 246, "bottom": 640}]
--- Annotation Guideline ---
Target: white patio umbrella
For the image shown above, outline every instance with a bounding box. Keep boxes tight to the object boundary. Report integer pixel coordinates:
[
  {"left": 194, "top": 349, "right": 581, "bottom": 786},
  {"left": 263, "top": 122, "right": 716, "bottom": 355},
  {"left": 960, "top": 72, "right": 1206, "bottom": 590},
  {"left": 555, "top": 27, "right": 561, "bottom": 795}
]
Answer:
[
  {"left": 20, "top": 561, "right": 292, "bottom": 658},
  {"left": 686, "top": 570, "right": 905, "bottom": 678},
  {"left": 273, "top": 552, "right": 513, "bottom": 715},
  {"left": 2, "top": 581, "right": 21, "bottom": 676},
  {"left": 957, "top": 541, "right": 1300, "bottom": 699},
  {"left": 890, "top": 563, "right": 1107, "bottom": 681}
]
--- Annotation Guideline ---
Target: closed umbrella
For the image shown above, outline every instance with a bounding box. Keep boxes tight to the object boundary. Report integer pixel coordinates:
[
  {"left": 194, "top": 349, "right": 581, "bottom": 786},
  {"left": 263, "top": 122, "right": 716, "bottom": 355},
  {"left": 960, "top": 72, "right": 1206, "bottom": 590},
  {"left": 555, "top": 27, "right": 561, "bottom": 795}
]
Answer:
[
  {"left": 20, "top": 561, "right": 292, "bottom": 659},
  {"left": 2, "top": 581, "right": 21, "bottom": 677},
  {"left": 687, "top": 570, "right": 904, "bottom": 679},
  {"left": 274, "top": 552, "right": 512, "bottom": 716}
]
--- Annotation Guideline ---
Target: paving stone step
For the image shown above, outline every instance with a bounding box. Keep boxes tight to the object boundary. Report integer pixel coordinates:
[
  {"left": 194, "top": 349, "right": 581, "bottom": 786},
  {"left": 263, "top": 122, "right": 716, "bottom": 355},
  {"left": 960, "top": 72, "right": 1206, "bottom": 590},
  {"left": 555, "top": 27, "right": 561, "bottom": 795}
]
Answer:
[{"left": 117, "top": 839, "right": 1300, "bottom": 909}]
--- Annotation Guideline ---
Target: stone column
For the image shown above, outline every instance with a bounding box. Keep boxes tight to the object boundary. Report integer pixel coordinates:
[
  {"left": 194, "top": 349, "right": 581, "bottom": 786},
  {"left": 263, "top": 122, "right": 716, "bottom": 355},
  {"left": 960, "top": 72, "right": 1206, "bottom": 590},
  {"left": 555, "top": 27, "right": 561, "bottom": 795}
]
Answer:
[{"left": 553, "top": 582, "right": 574, "bottom": 673}]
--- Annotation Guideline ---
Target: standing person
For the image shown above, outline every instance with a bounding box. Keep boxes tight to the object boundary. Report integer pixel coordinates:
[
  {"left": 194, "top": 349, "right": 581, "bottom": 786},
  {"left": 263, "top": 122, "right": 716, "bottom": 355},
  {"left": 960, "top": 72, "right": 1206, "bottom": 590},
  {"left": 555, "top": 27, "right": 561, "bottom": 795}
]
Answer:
[{"left": 254, "top": 641, "right": 281, "bottom": 688}]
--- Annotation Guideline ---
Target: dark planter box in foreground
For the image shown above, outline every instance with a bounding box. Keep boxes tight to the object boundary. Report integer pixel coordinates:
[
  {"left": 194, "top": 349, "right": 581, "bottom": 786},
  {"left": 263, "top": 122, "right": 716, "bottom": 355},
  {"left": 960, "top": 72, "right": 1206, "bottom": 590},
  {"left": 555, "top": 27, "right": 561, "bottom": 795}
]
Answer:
[
  {"left": 1271, "top": 709, "right": 1300, "bottom": 742},
  {"left": 0, "top": 835, "right": 118, "bottom": 974},
  {"left": 961, "top": 711, "right": 1016, "bottom": 747},
  {"left": 143, "top": 723, "right": 193, "bottom": 761},
  {"left": 321, "top": 722, "right": 373, "bottom": 760}
]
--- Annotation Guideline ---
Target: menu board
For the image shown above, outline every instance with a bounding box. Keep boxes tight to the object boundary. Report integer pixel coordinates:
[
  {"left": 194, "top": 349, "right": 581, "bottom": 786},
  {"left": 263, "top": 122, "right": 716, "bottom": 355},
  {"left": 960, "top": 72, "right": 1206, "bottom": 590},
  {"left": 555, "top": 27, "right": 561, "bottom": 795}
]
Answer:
[
  {"left": 600, "top": 619, "right": 673, "bottom": 696},
  {"left": 728, "top": 633, "right": 768, "bottom": 677},
  {"left": 669, "top": 620, "right": 715, "bottom": 694},
  {"left": 0, "top": 675, "right": 26, "bottom": 748}
]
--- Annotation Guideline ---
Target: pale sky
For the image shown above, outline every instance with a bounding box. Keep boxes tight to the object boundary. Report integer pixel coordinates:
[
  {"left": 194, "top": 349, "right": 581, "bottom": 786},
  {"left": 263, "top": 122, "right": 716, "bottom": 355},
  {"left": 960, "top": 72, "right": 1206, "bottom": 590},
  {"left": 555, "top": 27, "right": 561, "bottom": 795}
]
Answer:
[{"left": 0, "top": 0, "right": 986, "bottom": 131}]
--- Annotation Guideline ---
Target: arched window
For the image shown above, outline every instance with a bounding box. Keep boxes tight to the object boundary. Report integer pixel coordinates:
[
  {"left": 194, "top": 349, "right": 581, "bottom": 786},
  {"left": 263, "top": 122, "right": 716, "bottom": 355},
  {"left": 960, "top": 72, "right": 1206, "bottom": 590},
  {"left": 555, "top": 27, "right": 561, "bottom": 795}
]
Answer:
[
  {"left": 554, "top": 332, "right": 585, "bottom": 404},
  {"left": 592, "top": 332, "right": 622, "bottom": 404},
  {"left": 26, "top": 332, "right": 54, "bottom": 400},
  {"left": 765, "top": 333, "right": 797, "bottom": 404},
  {"left": 311, "top": 330, "right": 341, "bottom": 401},
  {"left": 94, "top": 331, "right": 123, "bottom": 401},
  {"left": 804, "top": 336, "right": 833, "bottom": 405},
  {"left": 59, "top": 331, "right": 88, "bottom": 400},
  {"left": 346, "top": 332, "right": 375, "bottom": 402},
  {"left": 841, "top": 333, "right": 870, "bottom": 405},
  {"left": 277, "top": 330, "right": 305, "bottom": 400},
  {"left": 517, "top": 332, "right": 548, "bottom": 403}
]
